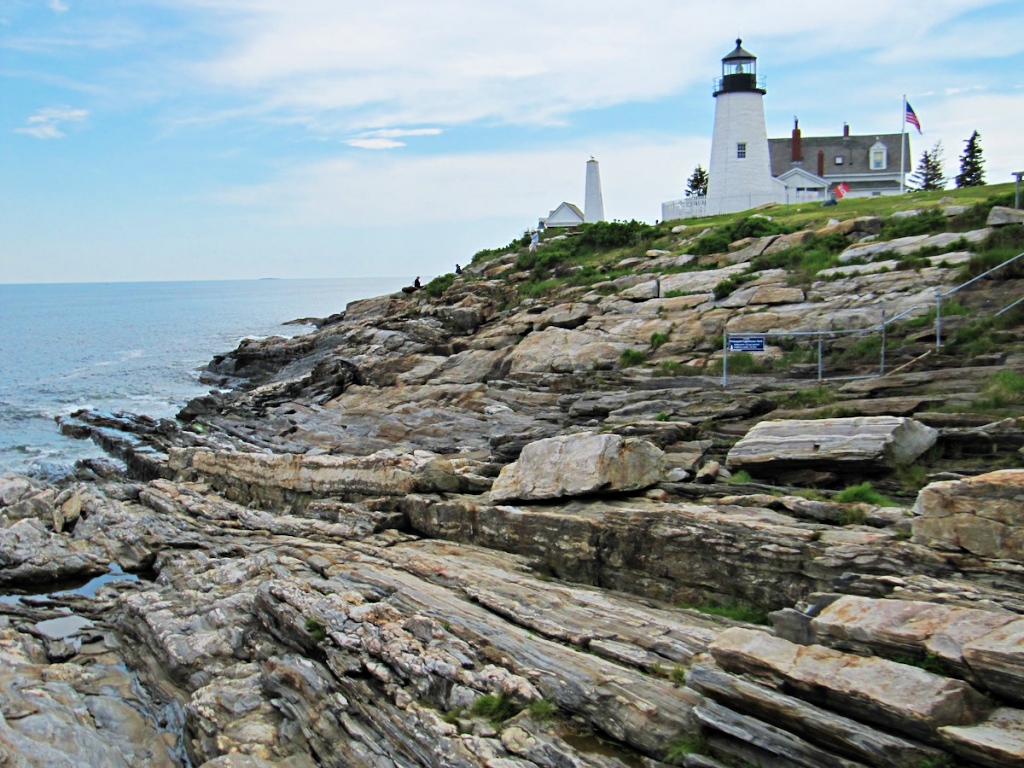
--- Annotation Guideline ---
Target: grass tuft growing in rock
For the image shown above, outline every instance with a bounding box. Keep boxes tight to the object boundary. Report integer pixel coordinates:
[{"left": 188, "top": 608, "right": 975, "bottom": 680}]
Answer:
[
  {"left": 835, "top": 482, "right": 897, "bottom": 507},
  {"left": 304, "top": 618, "right": 327, "bottom": 643},
  {"left": 526, "top": 699, "right": 557, "bottom": 722},
  {"left": 664, "top": 734, "right": 707, "bottom": 764},
  {"left": 727, "top": 470, "right": 755, "bottom": 484},
  {"left": 470, "top": 693, "right": 522, "bottom": 724},
  {"left": 619, "top": 348, "right": 647, "bottom": 368}
]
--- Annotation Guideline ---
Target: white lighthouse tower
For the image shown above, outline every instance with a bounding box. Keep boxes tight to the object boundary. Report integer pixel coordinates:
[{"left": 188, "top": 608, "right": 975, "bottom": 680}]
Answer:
[
  {"left": 705, "top": 39, "right": 776, "bottom": 216},
  {"left": 584, "top": 157, "right": 605, "bottom": 223}
]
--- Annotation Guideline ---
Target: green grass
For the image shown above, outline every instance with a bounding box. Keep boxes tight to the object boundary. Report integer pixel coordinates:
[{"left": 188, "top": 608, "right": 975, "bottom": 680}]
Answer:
[
  {"left": 619, "top": 348, "right": 647, "bottom": 368},
  {"left": 669, "top": 665, "right": 687, "bottom": 686},
  {"left": 665, "top": 735, "right": 706, "bottom": 764},
  {"left": 892, "top": 652, "right": 958, "bottom": 678},
  {"left": 423, "top": 273, "right": 456, "bottom": 298},
  {"left": 681, "top": 598, "right": 770, "bottom": 625},
  {"left": 711, "top": 351, "right": 771, "bottom": 375},
  {"left": 470, "top": 693, "right": 522, "bottom": 724},
  {"left": 728, "top": 470, "right": 755, "bottom": 484},
  {"left": 777, "top": 386, "right": 836, "bottom": 409},
  {"left": 650, "top": 331, "right": 671, "bottom": 349},
  {"left": 526, "top": 699, "right": 557, "bottom": 722},
  {"left": 972, "top": 369, "right": 1024, "bottom": 412},
  {"left": 304, "top": 618, "right": 327, "bottom": 643},
  {"left": 835, "top": 482, "right": 897, "bottom": 507},
  {"left": 833, "top": 335, "right": 883, "bottom": 369},
  {"left": 653, "top": 360, "right": 706, "bottom": 377}
]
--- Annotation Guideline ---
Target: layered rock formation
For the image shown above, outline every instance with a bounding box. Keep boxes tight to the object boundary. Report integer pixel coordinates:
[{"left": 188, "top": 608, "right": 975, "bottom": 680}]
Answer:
[{"left": 5, "top": 196, "right": 1024, "bottom": 766}]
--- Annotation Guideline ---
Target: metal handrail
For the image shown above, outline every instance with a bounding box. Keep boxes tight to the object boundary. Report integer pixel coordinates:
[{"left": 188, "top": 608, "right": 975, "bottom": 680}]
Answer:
[{"left": 936, "top": 250, "right": 1024, "bottom": 348}]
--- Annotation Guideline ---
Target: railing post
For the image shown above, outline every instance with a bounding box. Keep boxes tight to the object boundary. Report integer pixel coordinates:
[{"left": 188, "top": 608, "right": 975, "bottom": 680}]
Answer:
[
  {"left": 935, "top": 289, "right": 942, "bottom": 349},
  {"left": 880, "top": 310, "right": 887, "bottom": 376},
  {"left": 817, "top": 336, "right": 823, "bottom": 382},
  {"left": 722, "top": 331, "right": 729, "bottom": 388}
]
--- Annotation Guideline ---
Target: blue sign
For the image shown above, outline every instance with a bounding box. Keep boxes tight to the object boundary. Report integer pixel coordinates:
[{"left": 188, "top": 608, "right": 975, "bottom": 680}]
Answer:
[{"left": 728, "top": 336, "right": 765, "bottom": 352}]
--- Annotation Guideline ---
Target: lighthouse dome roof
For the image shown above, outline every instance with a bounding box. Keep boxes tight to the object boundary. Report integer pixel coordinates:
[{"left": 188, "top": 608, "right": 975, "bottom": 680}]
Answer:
[{"left": 723, "top": 38, "right": 755, "bottom": 60}]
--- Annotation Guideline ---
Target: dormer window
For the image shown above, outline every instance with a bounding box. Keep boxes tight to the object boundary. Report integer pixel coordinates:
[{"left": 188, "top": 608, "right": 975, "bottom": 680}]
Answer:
[
  {"left": 737, "top": 142, "right": 747, "bottom": 158},
  {"left": 870, "top": 140, "right": 888, "bottom": 170}
]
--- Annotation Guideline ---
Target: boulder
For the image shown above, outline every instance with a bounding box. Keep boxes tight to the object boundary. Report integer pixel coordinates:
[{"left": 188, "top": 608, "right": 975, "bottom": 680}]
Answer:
[
  {"left": 912, "top": 469, "right": 1024, "bottom": 560},
  {"left": 726, "top": 416, "right": 938, "bottom": 475},
  {"left": 709, "top": 627, "right": 990, "bottom": 744},
  {"left": 505, "top": 327, "right": 622, "bottom": 374},
  {"left": 987, "top": 206, "right": 1024, "bottom": 227},
  {"left": 490, "top": 432, "right": 664, "bottom": 502},
  {"left": 760, "top": 230, "right": 814, "bottom": 255},
  {"left": 961, "top": 620, "right": 1024, "bottom": 707}
]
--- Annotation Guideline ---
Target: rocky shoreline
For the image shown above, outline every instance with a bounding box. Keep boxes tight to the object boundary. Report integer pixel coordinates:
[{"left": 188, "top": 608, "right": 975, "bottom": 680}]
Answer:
[{"left": 2, "top": 198, "right": 1024, "bottom": 766}]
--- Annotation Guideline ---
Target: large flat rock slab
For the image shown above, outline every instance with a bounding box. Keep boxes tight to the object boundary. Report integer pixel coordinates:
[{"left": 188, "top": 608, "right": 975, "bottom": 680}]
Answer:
[
  {"left": 726, "top": 416, "right": 937, "bottom": 475},
  {"left": 809, "top": 595, "right": 1021, "bottom": 691},
  {"left": 913, "top": 469, "right": 1024, "bottom": 560},
  {"left": 490, "top": 432, "right": 664, "bottom": 502},
  {"left": 940, "top": 707, "right": 1024, "bottom": 768},
  {"left": 709, "top": 627, "right": 990, "bottom": 744}
]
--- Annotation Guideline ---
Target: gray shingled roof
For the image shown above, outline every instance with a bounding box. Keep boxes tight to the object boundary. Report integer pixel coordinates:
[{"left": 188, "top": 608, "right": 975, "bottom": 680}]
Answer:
[{"left": 769, "top": 133, "right": 911, "bottom": 178}]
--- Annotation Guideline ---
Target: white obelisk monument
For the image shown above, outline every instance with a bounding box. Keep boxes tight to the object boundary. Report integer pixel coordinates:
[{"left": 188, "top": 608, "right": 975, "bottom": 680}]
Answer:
[
  {"left": 705, "top": 39, "right": 775, "bottom": 216},
  {"left": 584, "top": 157, "right": 605, "bottom": 223}
]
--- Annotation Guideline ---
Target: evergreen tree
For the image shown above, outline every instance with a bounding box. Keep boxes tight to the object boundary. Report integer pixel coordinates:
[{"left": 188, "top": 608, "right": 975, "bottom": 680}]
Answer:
[
  {"left": 909, "top": 140, "right": 946, "bottom": 191},
  {"left": 955, "top": 131, "right": 985, "bottom": 188},
  {"left": 686, "top": 165, "right": 708, "bottom": 197}
]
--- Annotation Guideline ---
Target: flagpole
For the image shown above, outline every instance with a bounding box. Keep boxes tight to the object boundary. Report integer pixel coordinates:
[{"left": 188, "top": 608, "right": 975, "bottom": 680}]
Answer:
[{"left": 900, "top": 95, "right": 906, "bottom": 194}]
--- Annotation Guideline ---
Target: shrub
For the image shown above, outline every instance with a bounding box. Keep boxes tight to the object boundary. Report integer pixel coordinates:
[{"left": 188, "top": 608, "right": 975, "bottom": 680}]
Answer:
[
  {"left": 619, "top": 348, "right": 647, "bottom": 368},
  {"left": 880, "top": 207, "right": 947, "bottom": 239},
  {"left": 472, "top": 234, "right": 530, "bottom": 263},
  {"left": 711, "top": 351, "right": 769, "bottom": 375},
  {"left": 689, "top": 216, "right": 794, "bottom": 256},
  {"left": 423, "top": 273, "right": 456, "bottom": 298},
  {"left": 577, "top": 219, "right": 655, "bottom": 248},
  {"left": 835, "top": 482, "right": 897, "bottom": 507}
]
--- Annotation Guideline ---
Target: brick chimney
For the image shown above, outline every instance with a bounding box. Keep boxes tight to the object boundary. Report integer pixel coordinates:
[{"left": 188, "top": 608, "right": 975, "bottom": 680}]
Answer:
[
  {"left": 843, "top": 122, "right": 850, "bottom": 138},
  {"left": 791, "top": 118, "right": 802, "bottom": 162},
  {"left": 817, "top": 149, "right": 825, "bottom": 177}
]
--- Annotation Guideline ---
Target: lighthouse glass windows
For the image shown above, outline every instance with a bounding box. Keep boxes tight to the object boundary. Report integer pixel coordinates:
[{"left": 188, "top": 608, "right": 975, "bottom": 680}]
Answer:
[
  {"left": 737, "top": 143, "right": 747, "bottom": 159},
  {"left": 725, "top": 58, "right": 754, "bottom": 76}
]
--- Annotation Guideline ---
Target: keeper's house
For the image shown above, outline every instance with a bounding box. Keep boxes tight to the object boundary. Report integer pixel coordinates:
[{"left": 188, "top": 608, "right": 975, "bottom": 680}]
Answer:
[{"left": 768, "top": 120, "right": 911, "bottom": 202}]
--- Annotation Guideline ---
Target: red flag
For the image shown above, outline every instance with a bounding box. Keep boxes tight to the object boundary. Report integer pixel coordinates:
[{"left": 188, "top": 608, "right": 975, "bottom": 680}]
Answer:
[{"left": 835, "top": 182, "right": 850, "bottom": 199}]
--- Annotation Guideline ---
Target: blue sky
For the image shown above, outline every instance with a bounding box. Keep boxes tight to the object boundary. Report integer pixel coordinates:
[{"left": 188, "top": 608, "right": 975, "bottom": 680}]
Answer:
[{"left": 3, "top": 0, "right": 1024, "bottom": 283}]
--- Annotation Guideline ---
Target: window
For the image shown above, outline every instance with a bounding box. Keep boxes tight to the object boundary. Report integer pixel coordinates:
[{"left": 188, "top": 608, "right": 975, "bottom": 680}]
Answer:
[
  {"left": 869, "top": 141, "right": 888, "bottom": 170},
  {"left": 737, "top": 143, "right": 747, "bottom": 159},
  {"left": 835, "top": 156, "right": 844, "bottom": 165}
]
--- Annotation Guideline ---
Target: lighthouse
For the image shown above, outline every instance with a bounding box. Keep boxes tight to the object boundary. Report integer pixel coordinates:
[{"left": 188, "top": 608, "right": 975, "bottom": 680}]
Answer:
[{"left": 705, "top": 39, "right": 776, "bottom": 216}]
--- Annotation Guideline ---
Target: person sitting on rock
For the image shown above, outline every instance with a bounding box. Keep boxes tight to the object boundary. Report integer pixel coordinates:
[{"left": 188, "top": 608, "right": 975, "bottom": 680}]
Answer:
[
  {"left": 414, "top": 276, "right": 421, "bottom": 289},
  {"left": 455, "top": 264, "right": 462, "bottom": 275}
]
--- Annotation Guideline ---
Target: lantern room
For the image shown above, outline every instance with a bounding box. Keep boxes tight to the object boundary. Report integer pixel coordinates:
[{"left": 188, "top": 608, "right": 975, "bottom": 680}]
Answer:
[{"left": 714, "top": 38, "right": 766, "bottom": 96}]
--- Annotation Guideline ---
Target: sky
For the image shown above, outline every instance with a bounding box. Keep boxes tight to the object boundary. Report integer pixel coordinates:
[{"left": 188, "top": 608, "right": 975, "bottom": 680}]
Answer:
[{"left": 3, "top": 0, "right": 1024, "bottom": 284}]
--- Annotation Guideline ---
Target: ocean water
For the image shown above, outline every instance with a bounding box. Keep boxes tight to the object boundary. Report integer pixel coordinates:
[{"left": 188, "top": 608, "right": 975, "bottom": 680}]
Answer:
[{"left": 0, "top": 277, "right": 404, "bottom": 475}]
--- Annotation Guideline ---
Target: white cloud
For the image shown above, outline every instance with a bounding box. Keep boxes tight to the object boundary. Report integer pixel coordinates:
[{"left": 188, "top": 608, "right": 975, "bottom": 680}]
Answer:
[
  {"left": 346, "top": 137, "right": 405, "bottom": 150},
  {"left": 13, "top": 106, "right": 88, "bottom": 139},
  {"left": 213, "top": 133, "right": 710, "bottom": 227},
  {"left": 47, "top": 0, "right": 69, "bottom": 13},
  {"left": 166, "top": 0, "right": 1004, "bottom": 133}
]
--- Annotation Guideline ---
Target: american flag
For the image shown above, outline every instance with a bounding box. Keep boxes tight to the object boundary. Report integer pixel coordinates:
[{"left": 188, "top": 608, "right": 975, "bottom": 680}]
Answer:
[{"left": 905, "top": 101, "right": 922, "bottom": 133}]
